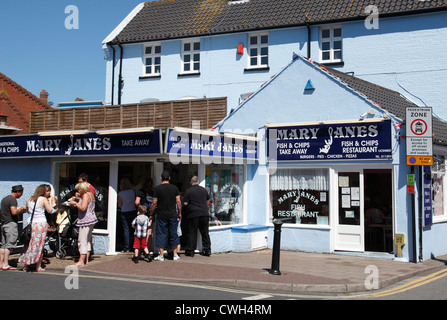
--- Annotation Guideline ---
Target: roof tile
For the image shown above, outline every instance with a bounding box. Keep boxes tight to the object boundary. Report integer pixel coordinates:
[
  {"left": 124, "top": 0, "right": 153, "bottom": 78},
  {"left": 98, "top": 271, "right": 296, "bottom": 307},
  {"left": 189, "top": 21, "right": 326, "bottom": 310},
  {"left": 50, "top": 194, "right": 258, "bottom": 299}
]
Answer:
[{"left": 109, "top": 0, "right": 447, "bottom": 44}]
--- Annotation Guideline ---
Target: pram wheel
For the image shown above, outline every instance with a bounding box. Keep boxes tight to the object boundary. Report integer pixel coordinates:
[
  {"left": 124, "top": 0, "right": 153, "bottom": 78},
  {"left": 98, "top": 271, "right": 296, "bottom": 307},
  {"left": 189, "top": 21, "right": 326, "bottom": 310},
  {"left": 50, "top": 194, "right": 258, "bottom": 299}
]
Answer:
[{"left": 56, "top": 248, "right": 66, "bottom": 259}]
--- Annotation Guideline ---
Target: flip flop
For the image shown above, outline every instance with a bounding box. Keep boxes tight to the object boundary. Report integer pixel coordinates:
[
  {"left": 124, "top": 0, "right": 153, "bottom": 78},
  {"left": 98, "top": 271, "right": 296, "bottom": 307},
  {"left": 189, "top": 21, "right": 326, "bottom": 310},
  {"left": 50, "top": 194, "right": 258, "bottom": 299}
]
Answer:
[{"left": 2, "top": 266, "right": 17, "bottom": 271}]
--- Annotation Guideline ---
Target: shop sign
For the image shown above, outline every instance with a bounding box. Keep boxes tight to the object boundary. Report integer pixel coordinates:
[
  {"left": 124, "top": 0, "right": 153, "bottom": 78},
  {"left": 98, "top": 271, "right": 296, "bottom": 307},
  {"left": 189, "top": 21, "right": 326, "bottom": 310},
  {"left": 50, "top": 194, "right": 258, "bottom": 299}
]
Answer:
[
  {"left": 165, "top": 128, "right": 258, "bottom": 163},
  {"left": 407, "top": 174, "right": 415, "bottom": 194},
  {"left": 0, "top": 129, "right": 162, "bottom": 158},
  {"left": 267, "top": 120, "right": 392, "bottom": 161},
  {"left": 272, "top": 189, "right": 329, "bottom": 225},
  {"left": 423, "top": 166, "right": 433, "bottom": 227}
]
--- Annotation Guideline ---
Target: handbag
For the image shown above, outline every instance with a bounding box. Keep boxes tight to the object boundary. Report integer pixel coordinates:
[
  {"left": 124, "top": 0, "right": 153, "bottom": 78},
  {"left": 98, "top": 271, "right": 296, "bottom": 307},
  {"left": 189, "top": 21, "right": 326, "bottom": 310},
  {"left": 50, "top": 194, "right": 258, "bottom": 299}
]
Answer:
[{"left": 19, "top": 201, "right": 36, "bottom": 245}]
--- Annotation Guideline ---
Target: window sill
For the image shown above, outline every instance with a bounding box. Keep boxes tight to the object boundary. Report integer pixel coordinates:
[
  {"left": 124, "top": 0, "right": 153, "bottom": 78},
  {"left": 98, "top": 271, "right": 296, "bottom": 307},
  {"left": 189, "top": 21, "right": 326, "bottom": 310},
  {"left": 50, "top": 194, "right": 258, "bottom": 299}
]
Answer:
[
  {"left": 319, "top": 61, "right": 344, "bottom": 67},
  {"left": 178, "top": 72, "right": 201, "bottom": 77},
  {"left": 139, "top": 75, "right": 161, "bottom": 80},
  {"left": 244, "top": 67, "right": 270, "bottom": 72}
]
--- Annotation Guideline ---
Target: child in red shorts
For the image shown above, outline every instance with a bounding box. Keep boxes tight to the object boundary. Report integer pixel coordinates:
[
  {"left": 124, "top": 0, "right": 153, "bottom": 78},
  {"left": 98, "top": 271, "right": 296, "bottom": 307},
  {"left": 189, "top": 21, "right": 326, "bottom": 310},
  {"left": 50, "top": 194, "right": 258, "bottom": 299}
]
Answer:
[{"left": 131, "top": 205, "right": 152, "bottom": 263}]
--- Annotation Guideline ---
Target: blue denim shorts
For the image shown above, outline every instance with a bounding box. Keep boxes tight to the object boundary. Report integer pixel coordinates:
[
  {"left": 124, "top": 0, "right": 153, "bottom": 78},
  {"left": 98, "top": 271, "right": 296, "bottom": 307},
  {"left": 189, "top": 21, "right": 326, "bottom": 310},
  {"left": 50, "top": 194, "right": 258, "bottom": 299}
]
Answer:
[{"left": 155, "top": 218, "right": 179, "bottom": 248}]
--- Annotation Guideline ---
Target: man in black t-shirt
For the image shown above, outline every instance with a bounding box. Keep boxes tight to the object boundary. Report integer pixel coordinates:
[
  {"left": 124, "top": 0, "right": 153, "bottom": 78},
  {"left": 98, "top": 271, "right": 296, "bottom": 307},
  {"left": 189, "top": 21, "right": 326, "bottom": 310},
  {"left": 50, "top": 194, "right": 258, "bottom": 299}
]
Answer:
[
  {"left": 183, "top": 176, "right": 211, "bottom": 257},
  {"left": 0, "top": 185, "right": 27, "bottom": 270},
  {"left": 149, "top": 171, "right": 182, "bottom": 261}
]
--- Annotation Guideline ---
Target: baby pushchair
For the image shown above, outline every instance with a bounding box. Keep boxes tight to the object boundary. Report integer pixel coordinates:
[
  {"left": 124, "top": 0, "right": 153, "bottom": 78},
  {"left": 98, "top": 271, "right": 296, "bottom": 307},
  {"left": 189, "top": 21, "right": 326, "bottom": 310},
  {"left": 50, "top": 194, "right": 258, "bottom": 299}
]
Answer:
[{"left": 48, "top": 208, "right": 79, "bottom": 259}]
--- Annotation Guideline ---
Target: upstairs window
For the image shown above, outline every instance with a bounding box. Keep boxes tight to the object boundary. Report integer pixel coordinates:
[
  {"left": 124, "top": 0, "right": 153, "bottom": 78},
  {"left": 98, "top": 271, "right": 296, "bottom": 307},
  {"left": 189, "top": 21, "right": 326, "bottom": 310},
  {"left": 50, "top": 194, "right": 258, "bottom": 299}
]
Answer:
[
  {"left": 320, "top": 26, "right": 343, "bottom": 64},
  {"left": 182, "top": 40, "right": 200, "bottom": 74},
  {"left": 143, "top": 43, "right": 161, "bottom": 76},
  {"left": 248, "top": 33, "right": 269, "bottom": 69}
]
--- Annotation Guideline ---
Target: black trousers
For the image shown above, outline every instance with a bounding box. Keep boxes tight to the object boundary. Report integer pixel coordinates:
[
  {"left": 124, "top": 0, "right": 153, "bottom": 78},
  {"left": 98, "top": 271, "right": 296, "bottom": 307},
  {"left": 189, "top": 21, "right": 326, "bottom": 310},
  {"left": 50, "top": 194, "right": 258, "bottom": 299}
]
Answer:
[{"left": 186, "top": 216, "right": 211, "bottom": 254}]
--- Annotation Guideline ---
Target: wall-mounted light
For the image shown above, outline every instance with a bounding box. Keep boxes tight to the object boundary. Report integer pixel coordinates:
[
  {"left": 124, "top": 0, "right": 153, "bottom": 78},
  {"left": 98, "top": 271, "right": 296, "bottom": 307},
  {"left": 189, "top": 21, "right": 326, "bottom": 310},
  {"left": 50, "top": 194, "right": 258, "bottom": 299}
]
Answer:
[{"left": 359, "top": 109, "right": 376, "bottom": 121}]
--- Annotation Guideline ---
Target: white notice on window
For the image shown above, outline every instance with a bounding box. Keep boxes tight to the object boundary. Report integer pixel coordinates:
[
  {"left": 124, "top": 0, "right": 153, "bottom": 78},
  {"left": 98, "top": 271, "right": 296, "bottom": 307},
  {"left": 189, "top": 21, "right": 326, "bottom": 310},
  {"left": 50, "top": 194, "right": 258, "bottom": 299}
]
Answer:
[
  {"left": 339, "top": 176, "right": 349, "bottom": 187},
  {"left": 351, "top": 187, "right": 360, "bottom": 200},
  {"left": 342, "top": 195, "right": 350, "bottom": 208}
]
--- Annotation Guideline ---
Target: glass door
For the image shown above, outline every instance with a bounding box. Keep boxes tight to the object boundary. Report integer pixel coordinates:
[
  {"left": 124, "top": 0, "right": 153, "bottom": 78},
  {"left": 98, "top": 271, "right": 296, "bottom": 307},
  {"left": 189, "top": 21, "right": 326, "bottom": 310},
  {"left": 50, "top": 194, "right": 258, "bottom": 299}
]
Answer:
[{"left": 334, "top": 171, "right": 364, "bottom": 252}]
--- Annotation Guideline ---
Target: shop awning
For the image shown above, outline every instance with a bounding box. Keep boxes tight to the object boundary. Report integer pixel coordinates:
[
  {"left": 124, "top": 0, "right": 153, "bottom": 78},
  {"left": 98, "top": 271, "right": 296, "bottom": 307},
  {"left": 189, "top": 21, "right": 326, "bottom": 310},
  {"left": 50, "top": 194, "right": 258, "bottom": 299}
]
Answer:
[
  {"left": 165, "top": 127, "right": 258, "bottom": 164},
  {"left": 0, "top": 127, "right": 162, "bottom": 158}
]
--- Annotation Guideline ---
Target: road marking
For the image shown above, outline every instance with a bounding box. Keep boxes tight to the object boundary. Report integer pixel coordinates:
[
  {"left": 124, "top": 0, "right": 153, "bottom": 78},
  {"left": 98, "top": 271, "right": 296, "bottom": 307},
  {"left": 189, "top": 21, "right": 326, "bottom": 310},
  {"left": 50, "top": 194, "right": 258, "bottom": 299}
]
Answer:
[
  {"left": 242, "top": 294, "right": 273, "bottom": 300},
  {"left": 371, "top": 268, "right": 447, "bottom": 298},
  {"left": 23, "top": 267, "right": 447, "bottom": 300}
]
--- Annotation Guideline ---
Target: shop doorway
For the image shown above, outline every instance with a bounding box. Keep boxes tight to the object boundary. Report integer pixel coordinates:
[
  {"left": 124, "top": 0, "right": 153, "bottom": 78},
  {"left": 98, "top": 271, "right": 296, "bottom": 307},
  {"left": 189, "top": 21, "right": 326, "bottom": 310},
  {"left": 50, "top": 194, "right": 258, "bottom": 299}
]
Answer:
[
  {"left": 334, "top": 169, "right": 393, "bottom": 253},
  {"left": 115, "top": 162, "right": 153, "bottom": 252},
  {"left": 162, "top": 163, "right": 198, "bottom": 250},
  {"left": 364, "top": 169, "right": 393, "bottom": 253}
]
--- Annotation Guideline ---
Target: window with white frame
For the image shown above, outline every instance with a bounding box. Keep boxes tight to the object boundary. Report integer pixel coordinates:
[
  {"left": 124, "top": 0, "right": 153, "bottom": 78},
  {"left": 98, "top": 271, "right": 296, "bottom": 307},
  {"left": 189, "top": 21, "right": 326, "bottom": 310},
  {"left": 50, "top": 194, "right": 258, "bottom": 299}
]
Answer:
[
  {"left": 270, "top": 168, "right": 330, "bottom": 225},
  {"left": 181, "top": 40, "right": 200, "bottom": 74},
  {"left": 206, "top": 164, "right": 245, "bottom": 226},
  {"left": 320, "top": 26, "right": 343, "bottom": 63},
  {"left": 143, "top": 43, "right": 161, "bottom": 76},
  {"left": 433, "top": 155, "right": 446, "bottom": 221},
  {"left": 248, "top": 33, "right": 269, "bottom": 69}
]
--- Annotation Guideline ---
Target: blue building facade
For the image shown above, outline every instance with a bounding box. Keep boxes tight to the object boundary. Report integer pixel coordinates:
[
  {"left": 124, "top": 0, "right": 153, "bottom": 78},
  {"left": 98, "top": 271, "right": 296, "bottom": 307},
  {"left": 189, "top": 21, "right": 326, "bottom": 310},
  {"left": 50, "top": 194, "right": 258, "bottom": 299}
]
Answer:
[
  {"left": 2, "top": 1, "right": 446, "bottom": 262},
  {"left": 215, "top": 55, "right": 447, "bottom": 262},
  {"left": 103, "top": 1, "right": 447, "bottom": 120}
]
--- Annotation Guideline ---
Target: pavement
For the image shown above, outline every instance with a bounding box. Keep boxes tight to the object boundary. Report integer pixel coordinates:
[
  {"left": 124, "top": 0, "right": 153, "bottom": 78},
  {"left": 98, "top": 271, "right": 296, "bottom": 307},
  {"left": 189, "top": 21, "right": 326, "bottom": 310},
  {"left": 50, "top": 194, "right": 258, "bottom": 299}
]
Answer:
[{"left": 10, "top": 249, "right": 447, "bottom": 294}]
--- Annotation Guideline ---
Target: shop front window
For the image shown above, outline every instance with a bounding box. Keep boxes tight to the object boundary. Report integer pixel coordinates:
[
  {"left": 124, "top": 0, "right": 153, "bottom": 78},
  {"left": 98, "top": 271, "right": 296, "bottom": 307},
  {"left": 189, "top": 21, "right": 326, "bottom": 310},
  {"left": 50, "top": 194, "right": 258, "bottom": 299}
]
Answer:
[
  {"left": 433, "top": 156, "right": 446, "bottom": 220},
  {"left": 206, "top": 164, "right": 244, "bottom": 226},
  {"left": 270, "top": 169, "right": 330, "bottom": 225},
  {"left": 57, "top": 162, "right": 109, "bottom": 230}
]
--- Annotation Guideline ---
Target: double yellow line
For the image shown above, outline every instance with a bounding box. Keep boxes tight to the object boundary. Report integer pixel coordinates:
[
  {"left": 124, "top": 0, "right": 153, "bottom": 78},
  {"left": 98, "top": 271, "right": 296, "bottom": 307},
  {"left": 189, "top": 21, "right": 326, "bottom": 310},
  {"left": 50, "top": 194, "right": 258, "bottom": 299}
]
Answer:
[{"left": 370, "top": 268, "right": 447, "bottom": 298}]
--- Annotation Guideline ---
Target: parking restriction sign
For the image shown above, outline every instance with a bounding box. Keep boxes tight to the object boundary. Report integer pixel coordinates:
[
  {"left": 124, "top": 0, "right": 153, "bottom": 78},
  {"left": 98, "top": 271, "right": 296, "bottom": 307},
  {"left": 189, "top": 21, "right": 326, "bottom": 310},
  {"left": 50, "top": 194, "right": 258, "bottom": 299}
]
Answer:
[{"left": 406, "top": 107, "right": 433, "bottom": 165}]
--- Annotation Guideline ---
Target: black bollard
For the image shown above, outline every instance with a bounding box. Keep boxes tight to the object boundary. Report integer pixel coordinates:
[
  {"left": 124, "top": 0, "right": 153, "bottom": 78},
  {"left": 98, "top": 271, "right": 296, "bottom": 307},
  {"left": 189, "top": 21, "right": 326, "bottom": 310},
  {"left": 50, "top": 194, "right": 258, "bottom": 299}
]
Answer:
[{"left": 270, "top": 219, "right": 283, "bottom": 275}]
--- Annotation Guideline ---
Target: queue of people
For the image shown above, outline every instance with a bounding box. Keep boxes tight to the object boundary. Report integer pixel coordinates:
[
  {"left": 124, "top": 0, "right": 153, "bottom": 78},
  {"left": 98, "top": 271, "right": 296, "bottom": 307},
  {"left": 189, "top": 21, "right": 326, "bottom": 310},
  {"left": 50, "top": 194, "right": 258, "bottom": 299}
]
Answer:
[{"left": 0, "top": 171, "right": 212, "bottom": 270}]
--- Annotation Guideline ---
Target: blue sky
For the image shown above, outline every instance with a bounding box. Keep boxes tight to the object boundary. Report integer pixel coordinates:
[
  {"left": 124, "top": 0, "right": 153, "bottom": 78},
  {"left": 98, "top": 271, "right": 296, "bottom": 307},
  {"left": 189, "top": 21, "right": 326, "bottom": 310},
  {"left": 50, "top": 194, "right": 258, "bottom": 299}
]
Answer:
[{"left": 0, "top": 0, "right": 146, "bottom": 106}]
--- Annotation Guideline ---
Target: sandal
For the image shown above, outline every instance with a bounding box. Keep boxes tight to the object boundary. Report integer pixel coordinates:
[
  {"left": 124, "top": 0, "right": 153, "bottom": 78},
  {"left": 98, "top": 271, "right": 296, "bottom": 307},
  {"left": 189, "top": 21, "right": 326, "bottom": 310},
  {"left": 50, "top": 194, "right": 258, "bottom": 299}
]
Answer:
[{"left": 2, "top": 266, "right": 17, "bottom": 271}]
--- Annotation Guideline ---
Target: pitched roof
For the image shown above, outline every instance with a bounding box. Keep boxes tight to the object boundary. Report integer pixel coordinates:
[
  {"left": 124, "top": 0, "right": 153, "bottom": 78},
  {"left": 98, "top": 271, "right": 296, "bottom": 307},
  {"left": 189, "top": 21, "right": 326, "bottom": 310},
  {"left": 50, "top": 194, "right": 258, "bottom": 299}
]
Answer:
[
  {"left": 215, "top": 55, "right": 447, "bottom": 146},
  {"left": 107, "top": 0, "right": 447, "bottom": 44},
  {"left": 317, "top": 63, "right": 447, "bottom": 145},
  {"left": 0, "top": 72, "right": 51, "bottom": 134}
]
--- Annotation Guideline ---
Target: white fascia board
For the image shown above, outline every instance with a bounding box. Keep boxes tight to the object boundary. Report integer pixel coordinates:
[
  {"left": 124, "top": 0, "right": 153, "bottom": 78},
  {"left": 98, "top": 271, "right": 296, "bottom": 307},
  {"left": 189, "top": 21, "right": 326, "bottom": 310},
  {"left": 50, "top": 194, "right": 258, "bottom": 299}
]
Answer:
[{"left": 102, "top": 3, "right": 145, "bottom": 45}]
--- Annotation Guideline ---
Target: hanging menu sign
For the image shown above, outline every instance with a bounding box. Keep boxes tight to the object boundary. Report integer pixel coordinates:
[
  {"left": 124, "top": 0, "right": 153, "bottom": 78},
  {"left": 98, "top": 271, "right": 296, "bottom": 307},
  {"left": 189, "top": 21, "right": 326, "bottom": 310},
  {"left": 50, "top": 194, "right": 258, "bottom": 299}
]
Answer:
[{"left": 267, "top": 120, "right": 392, "bottom": 161}]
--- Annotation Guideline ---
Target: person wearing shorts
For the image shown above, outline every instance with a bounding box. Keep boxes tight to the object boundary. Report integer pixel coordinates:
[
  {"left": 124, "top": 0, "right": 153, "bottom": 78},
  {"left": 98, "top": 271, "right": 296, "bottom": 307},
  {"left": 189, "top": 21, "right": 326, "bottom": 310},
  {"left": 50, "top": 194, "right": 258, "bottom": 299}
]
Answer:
[
  {"left": 149, "top": 171, "right": 182, "bottom": 261},
  {"left": 0, "top": 185, "right": 27, "bottom": 270},
  {"left": 131, "top": 205, "right": 152, "bottom": 263}
]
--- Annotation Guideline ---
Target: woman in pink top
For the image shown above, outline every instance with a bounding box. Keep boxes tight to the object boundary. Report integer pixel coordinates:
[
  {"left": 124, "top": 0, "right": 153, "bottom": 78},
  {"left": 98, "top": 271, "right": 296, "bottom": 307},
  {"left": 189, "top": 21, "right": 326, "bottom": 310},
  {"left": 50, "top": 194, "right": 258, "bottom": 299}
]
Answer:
[{"left": 69, "top": 182, "right": 97, "bottom": 266}]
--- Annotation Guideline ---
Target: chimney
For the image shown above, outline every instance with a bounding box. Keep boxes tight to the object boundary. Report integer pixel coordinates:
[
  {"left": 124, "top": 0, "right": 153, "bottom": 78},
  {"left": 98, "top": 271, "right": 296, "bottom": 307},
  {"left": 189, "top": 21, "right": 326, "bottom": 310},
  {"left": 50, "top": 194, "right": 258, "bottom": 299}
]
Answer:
[{"left": 40, "top": 90, "right": 49, "bottom": 103}]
